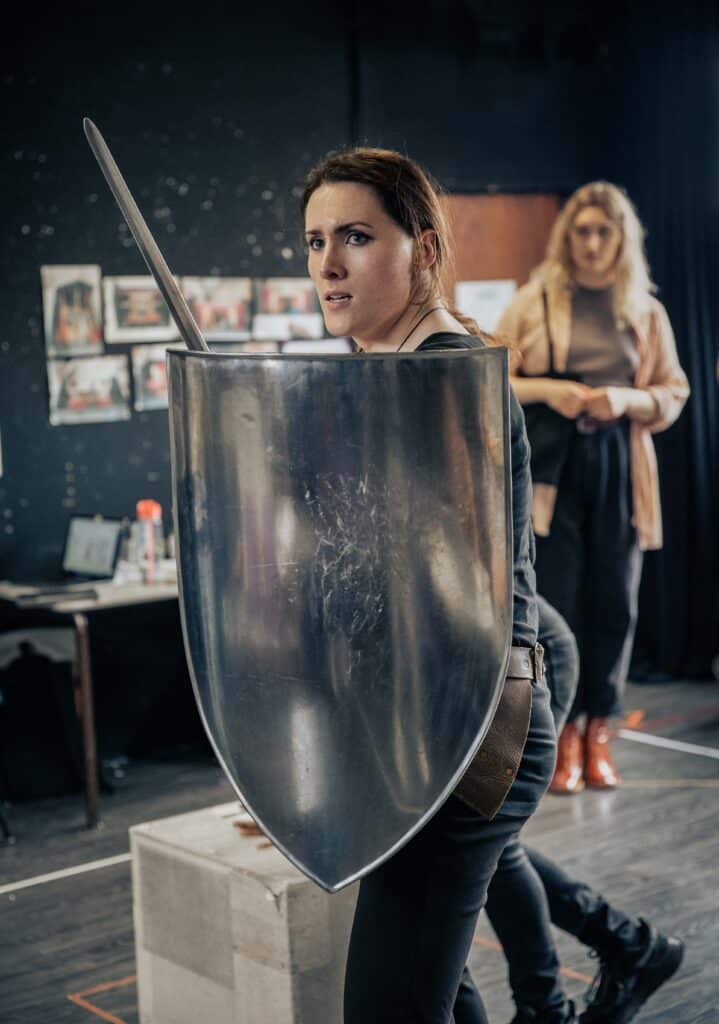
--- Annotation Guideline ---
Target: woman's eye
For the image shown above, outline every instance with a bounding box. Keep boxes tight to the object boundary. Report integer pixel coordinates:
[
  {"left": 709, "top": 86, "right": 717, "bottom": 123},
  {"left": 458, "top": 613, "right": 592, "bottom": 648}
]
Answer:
[
  {"left": 347, "top": 231, "right": 370, "bottom": 245},
  {"left": 307, "top": 237, "right": 324, "bottom": 251}
]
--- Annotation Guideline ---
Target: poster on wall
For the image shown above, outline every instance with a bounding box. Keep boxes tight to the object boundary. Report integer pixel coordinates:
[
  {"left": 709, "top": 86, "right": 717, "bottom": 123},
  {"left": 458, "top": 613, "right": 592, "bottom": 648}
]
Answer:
[
  {"left": 41, "top": 265, "right": 103, "bottom": 357},
  {"left": 48, "top": 356, "right": 131, "bottom": 425},
  {"left": 181, "top": 277, "right": 252, "bottom": 339},
  {"left": 281, "top": 338, "right": 352, "bottom": 353},
  {"left": 131, "top": 344, "right": 170, "bottom": 411},
  {"left": 454, "top": 280, "right": 517, "bottom": 333},
  {"left": 252, "top": 277, "right": 324, "bottom": 341},
  {"left": 103, "top": 275, "right": 179, "bottom": 343},
  {"left": 208, "top": 339, "right": 281, "bottom": 354}
]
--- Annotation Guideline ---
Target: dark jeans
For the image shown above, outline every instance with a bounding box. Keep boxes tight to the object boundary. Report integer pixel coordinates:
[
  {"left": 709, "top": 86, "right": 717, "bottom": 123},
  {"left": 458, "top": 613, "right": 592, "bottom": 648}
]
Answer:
[
  {"left": 535, "top": 423, "right": 643, "bottom": 720},
  {"left": 454, "top": 593, "right": 644, "bottom": 1023},
  {"left": 454, "top": 596, "right": 578, "bottom": 1024},
  {"left": 536, "top": 594, "right": 579, "bottom": 733},
  {"left": 527, "top": 847, "right": 648, "bottom": 963},
  {"left": 344, "top": 798, "right": 528, "bottom": 1024}
]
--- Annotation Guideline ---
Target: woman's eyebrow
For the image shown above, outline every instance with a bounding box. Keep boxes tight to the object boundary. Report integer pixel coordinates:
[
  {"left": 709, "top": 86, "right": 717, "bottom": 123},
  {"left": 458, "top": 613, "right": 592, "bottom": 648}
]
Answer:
[{"left": 304, "top": 220, "right": 374, "bottom": 236}]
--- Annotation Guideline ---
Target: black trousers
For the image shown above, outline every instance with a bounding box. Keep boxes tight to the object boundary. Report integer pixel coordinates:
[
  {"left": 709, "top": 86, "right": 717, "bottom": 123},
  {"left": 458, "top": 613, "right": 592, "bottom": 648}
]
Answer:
[
  {"left": 454, "top": 597, "right": 577, "bottom": 1024},
  {"left": 454, "top": 594, "right": 645, "bottom": 1024},
  {"left": 535, "top": 423, "right": 643, "bottom": 720},
  {"left": 343, "top": 798, "right": 527, "bottom": 1024}
]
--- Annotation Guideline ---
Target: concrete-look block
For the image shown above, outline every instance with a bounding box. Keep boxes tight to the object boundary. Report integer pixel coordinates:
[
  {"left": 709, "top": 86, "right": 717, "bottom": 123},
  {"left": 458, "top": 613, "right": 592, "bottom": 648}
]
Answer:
[{"left": 131, "top": 802, "right": 358, "bottom": 1024}]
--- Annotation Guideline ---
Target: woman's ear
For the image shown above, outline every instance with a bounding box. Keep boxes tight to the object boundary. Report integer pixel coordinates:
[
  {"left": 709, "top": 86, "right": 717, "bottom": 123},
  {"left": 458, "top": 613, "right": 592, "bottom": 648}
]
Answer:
[{"left": 417, "top": 230, "right": 438, "bottom": 271}]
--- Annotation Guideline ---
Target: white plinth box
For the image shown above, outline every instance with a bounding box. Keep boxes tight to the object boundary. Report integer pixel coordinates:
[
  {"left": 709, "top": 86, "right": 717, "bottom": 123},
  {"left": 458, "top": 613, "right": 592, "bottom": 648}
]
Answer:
[{"left": 131, "top": 802, "right": 358, "bottom": 1024}]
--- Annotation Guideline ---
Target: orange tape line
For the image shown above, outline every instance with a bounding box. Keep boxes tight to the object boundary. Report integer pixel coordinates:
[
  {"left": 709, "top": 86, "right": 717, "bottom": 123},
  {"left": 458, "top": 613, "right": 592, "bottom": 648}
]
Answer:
[
  {"left": 66, "top": 994, "right": 128, "bottom": 1024},
  {"left": 66, "top": 974, "right": 136, "bottom": 1024},
  {"left": 627, "top": 701, "right": 719, "bottom": 733}
]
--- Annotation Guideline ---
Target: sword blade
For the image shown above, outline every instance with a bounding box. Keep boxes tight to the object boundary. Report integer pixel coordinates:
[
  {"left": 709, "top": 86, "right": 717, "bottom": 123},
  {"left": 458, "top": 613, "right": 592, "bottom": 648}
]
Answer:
[{"left": 83, "top": 118, "right": 209, "bottom": 352}]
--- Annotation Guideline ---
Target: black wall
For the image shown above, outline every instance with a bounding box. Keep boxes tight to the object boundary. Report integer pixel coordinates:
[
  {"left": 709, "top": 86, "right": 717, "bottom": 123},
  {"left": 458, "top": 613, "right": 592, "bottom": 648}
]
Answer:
[{"left": 1, "top": 2, "right": 717, "bottom": 673}]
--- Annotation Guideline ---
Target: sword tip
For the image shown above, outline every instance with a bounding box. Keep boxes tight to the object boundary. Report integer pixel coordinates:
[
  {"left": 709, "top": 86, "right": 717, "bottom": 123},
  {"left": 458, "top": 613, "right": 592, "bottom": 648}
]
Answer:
[{"left": 83, "top": 117, "right": 96, "bottom": 139}]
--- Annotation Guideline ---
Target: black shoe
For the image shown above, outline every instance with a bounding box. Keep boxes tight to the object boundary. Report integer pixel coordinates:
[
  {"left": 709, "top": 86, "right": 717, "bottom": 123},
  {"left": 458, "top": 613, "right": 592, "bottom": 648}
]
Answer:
[
  {"left": 579, "top": 923, "right": 685, "bottom": 1023},
  {"left": 510, "top": 1002, "right": 576, "bottom": 1023}
]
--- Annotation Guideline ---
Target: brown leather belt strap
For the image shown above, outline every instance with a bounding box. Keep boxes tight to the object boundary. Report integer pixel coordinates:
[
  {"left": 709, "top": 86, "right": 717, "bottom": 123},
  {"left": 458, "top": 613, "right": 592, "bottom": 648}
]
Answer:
[
  {"left": 507, "top": 642, "right": 544, "bottom": 682},
  {"left": 453, "top": 642, "right": 544, "bottom": 821}
]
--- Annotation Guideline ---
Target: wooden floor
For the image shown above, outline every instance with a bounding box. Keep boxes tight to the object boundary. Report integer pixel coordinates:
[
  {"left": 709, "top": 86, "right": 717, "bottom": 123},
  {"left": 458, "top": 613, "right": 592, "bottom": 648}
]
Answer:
[{"left": 1, "top": 680, "right": 718, "bottom": 1023}]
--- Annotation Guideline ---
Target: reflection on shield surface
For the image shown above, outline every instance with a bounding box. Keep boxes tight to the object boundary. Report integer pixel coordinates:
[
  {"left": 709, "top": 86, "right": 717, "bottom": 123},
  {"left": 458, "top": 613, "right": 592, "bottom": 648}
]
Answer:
[{"left": 168, "top": 347, "right": 511, "bottom": 892}]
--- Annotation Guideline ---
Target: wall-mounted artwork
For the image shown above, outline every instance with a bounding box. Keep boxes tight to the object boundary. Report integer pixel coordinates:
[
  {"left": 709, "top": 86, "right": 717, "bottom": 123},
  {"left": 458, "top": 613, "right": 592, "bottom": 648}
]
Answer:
[
  {"left": 208, "top": 339, "right": 281, "bottom": 354},
  {"left": 281, "top": 338, "right": 352, "bottom": 353},
  {"left": 131, "top": 344, "right": 171, "bottom": 411},
  {"left": 41, "top": 265, "right": 103, "bottom": 357},
  {"left": 48, "top": 356, "right": 131, "bottom": 425},
  {"left": 181, "top": 276, "right": 252, "bottom": 339},
  {"left": 252, "top": 277, "right": 324, "bottom": 341},
  {"left": 103, "top": 275, "right": 178, "bottom": 343}
]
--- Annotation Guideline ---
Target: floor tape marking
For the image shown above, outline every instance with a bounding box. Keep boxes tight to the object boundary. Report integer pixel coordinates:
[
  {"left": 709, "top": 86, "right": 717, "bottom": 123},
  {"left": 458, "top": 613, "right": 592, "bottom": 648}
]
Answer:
[
  {"left": 0, "top": 852, "right": 131, "bottom": 896},
  {"left": 618, "top": 729, "right": 719, "bottom": 760}
]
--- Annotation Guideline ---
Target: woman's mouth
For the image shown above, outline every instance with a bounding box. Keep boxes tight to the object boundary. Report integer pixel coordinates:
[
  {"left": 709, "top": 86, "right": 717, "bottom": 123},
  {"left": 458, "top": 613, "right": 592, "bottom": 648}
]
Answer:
[{"left": 325, "top": 292, "right": 352, "bottom": 309}]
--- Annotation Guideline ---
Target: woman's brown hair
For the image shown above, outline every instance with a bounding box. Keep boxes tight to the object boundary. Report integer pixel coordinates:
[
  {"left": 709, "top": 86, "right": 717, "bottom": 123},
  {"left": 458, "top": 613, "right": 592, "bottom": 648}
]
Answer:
[{"left": 301, "top": 147, "right": 490, "bottom": 340}]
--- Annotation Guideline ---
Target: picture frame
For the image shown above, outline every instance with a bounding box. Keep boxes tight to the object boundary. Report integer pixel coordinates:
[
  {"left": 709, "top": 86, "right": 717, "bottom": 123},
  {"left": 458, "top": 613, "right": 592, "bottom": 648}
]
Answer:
[
  {"left": 103, "top": 275, "right": 179, "bottom": 343},
  {"left": 181, "top": 276, "right": 252, "bottom": 340},
  {"left": 131, "top": 344, "right": 171, "bottom": 411},
  {"left": 48, "top": 355, "right": 131, "bottom": 425},
  {"left": 41, "top": 264, "right": 103, "bottom": 357},
  {"left": 252, "top": 277, "right": 324, "bottom": 341}
]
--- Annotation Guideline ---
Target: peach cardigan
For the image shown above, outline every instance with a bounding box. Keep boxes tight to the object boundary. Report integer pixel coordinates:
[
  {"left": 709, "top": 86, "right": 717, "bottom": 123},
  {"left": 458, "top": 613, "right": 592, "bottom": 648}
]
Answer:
[{"left": 497, "top": 278, "right": 690, "bottom": 551}]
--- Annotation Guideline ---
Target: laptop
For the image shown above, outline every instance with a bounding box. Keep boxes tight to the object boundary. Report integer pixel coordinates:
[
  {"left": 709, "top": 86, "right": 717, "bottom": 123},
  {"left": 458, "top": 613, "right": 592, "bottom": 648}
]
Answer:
[{"left": 15, "top": 516, "right": 124, "bottom": 601}]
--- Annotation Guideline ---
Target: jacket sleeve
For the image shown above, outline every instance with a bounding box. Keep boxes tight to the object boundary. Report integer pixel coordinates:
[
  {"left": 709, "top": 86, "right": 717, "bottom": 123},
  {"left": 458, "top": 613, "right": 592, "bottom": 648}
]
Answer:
[
  {"left": 644, "top": 303, "right": 690, "bottom": 434},
  {"left": 497, "top": 285, "right": 534, "bottom": 375}
]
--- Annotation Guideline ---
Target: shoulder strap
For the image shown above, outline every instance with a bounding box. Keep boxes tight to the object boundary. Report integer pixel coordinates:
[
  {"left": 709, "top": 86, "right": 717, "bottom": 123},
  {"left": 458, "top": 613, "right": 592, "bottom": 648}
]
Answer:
[{"left": 541, "top": 287, "right": 557, "bottom": 376}]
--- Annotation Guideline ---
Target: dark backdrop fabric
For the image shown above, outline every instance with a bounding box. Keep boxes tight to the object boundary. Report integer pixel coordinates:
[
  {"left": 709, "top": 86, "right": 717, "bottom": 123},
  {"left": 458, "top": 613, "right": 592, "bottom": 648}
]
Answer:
[
  {"left": 0, "top": 2, "right": 717, "bottom": 677},
  {"left": 598, "top": 5, "right": 719, "bottom": 676}
]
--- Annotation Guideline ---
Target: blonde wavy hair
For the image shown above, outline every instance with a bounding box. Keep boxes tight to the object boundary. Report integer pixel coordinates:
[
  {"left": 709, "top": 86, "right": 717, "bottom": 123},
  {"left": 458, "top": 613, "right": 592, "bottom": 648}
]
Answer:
[{"left": 538, "top": 181, "right": 656, "bottom": 326}]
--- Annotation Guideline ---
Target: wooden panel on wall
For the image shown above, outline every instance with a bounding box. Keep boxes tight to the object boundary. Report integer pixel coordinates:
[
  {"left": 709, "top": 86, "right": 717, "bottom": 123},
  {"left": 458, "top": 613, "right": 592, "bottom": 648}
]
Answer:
[{"left": 443, "top": 194, "right": 561, "bottom": 295}]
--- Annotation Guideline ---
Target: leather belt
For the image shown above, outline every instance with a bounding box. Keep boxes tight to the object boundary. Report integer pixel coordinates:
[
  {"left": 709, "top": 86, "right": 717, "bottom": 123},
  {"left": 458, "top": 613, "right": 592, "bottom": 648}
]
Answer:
[{"left": 507, "top": 642, "right": 544, "bottom": 682}]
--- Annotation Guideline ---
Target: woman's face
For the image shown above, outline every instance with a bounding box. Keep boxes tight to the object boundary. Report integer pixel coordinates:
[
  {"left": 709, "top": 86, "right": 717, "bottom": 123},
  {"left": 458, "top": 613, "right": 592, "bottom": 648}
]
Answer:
[
  {"left": 304, "top": 181, "right": 416, "bottom": 344},
  {"left": 569, "top": 204, "right": 623, "bottom": 285}
]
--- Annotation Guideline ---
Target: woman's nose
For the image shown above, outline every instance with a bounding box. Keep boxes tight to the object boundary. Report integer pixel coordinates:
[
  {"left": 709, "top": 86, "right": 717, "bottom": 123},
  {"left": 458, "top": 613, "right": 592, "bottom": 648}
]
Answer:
[{"left": 320, "top": 243, "right": 345, "bottom": 279}]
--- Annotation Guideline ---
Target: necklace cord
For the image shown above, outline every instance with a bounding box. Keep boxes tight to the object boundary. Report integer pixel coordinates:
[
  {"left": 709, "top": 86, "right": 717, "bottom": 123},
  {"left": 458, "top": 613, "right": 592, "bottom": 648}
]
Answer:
[{"left": 395, "top": 305, "right": 445, "bottom": 352}]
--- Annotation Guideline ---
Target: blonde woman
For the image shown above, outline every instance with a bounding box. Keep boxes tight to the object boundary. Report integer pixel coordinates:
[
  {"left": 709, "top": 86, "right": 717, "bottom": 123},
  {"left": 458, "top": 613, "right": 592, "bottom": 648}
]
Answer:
[{"left": 498, "top": 182, "right": 689, "bottom": 794}]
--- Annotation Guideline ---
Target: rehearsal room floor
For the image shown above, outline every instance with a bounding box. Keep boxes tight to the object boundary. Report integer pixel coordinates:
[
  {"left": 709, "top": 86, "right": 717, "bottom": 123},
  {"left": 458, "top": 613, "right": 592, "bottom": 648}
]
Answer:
[{"left": 1, "top": 679, "right": 718, "bottom": 1024}]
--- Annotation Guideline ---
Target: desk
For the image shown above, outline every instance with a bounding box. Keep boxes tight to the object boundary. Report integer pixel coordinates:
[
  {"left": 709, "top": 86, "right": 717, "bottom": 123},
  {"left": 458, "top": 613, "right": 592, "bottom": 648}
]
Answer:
[{"left": 0, "top": 580, "right": 179, "bottom": 827}]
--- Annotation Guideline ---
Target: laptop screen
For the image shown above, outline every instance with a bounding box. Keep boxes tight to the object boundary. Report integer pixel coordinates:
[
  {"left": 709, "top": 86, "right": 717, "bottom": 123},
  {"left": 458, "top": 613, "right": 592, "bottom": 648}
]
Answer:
[{"left": 62, "top": 517, "right": 123, "bottom": 578}]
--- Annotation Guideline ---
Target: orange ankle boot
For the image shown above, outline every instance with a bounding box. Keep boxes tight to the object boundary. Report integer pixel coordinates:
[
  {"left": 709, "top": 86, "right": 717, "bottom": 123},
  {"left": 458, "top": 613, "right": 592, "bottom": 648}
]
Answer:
[
  {"left": 584, "top": 717, "right": 621, "bottom": 788},
  {"left": 549, "top": 721, "right": 585, "bottom": 794}
]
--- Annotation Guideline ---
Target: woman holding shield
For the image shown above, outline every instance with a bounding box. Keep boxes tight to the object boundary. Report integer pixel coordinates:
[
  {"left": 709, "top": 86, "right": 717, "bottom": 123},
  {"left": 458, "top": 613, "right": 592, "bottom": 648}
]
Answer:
[{"left": 302, "top": 148, "right": 562, "bottom": 1024}]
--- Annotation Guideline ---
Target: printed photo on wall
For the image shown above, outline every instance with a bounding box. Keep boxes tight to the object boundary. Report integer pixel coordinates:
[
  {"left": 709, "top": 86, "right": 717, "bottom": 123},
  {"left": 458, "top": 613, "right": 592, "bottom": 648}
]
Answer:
[
  {"left": 181, "top": 277, "right": 252, "bottom": 339},
  {"left": 103, "top": 275, "right": 179, "bottom": 343},
  {"left": 252, "top": 277, "right": 324, "bottom": 341},
  {"left": 41, "top": 265, "right": 103, "bottom": 357},
  {"left": 48, "top": 356, "right": 131, "bottom": 425},
  {"left": 454, "top": 280, "right": 517, "bottom": 333},
  {"left": 208, "top": 339, "right": 281, "bottom": 354},
  {"left": 131, "top": 344, "right": 170, "bottom": 411},
  {"left": 281, "top": 338, "right": 352, "bottom": 353}
]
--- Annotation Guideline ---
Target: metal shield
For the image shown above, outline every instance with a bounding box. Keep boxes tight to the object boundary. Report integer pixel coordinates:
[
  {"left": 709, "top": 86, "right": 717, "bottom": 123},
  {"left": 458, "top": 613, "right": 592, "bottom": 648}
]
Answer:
[{"left": 168, "top": 346, "right": 512, "bottom": 892}]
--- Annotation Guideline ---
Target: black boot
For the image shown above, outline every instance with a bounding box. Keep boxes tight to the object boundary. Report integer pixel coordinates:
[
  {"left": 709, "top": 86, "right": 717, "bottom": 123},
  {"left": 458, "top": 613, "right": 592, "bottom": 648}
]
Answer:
[
  {"left": 579, "top": 920, "right": 684, "bottom": 1023},
  {"left": 510, "top": 1000, "right": 576, "bottom": 1023}
]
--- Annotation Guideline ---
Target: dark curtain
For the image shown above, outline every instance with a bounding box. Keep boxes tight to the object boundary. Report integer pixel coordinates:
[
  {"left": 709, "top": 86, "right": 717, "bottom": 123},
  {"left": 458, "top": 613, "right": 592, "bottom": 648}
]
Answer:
[{"left": 603, "top": 5, "right": 719, "bottom": 677}]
